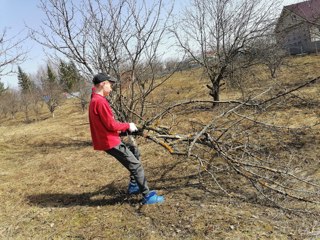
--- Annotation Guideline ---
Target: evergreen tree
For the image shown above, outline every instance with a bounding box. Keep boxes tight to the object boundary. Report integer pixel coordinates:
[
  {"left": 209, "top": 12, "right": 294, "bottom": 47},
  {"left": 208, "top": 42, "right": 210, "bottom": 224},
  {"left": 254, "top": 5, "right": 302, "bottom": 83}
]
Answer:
[
  {"left": 47, "top": 65, "right": 57, "bottom": 84},
  {"left": 17, "top": 66, "right": 34, "bottom": 122},
  {"left": 0, "top": 81, "right": 7, "bottom": 95},
  {"left": 58, "top": 60, "right": 90, "bottom": 111},
  {"left": 58, "top": 60, "right": 80, "bottom": 92},
  {"left": 17, "top": 66, "right": 33, "bottom": 93}
]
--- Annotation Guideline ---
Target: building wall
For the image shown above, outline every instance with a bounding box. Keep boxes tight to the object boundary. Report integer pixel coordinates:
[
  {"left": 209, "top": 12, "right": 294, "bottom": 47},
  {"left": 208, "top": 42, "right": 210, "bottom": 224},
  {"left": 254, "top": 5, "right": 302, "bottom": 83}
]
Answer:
[{"left": 276, "top": 9, "right": 320, "bottom": 55}]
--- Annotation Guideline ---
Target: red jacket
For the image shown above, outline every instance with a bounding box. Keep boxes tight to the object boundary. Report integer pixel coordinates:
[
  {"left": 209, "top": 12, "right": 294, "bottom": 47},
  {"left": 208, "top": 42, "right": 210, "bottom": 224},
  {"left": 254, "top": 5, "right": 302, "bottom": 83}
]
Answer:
[{"left": 89, "top": 92, "right": 130, "bottom": 150}]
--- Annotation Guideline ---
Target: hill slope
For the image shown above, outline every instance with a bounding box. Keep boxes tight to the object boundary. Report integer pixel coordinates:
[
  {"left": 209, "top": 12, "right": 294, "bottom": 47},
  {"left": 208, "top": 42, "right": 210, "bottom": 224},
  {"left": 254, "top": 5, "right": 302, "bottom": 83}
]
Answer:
[{"left": 0, "top": 55, "right": 319, "bottom": 239}]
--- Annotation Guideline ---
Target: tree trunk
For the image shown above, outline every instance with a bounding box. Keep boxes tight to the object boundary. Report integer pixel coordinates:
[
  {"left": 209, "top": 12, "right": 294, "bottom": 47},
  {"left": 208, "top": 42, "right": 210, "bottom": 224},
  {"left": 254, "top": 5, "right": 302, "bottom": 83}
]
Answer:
[
  {"left": 24, "top": 105, "right": 30, "bottom": 122},
  {"left": 207, "top": 67, "right": 226, "bottom": 107},
  {"left": 212, "top": 79, "right": 220, "bottom": 102}
]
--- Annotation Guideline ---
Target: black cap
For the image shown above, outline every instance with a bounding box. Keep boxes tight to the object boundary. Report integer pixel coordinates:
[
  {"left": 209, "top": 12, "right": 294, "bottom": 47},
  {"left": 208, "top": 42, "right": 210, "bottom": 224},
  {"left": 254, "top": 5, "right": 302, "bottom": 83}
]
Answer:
[{"left": 92, "top": 73, "right": 117, "bottom": 84}]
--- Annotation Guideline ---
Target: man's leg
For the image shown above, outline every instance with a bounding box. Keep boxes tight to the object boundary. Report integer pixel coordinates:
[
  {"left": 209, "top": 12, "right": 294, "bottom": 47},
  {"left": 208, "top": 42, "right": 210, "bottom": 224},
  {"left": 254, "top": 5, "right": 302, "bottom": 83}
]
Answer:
[
  {"left": 106, "top": 142, "right": 149, "bottom": 196},
  {"left": 125, "top": 142, "right": 141, "bottom": 184}
]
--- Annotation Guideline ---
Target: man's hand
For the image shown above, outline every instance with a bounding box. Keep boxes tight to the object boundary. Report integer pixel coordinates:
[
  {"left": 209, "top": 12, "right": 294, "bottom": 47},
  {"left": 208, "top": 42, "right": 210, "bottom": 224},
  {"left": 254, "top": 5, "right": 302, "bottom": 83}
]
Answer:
[{"left": 129, "top": 123, "right": 138, "bottom": 132}]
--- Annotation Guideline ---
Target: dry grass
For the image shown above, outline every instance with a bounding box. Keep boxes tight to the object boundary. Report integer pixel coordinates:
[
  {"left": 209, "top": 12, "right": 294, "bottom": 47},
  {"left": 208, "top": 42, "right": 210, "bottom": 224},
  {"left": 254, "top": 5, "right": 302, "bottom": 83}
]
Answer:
[{"left": 0, "top": 55, "right": 320, "bottom": 239}]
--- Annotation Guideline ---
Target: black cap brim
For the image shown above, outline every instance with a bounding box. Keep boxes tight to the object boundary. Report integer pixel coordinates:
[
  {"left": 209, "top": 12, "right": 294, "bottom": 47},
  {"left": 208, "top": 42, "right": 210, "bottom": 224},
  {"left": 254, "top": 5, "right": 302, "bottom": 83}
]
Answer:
[{"left": 93, "top": 73, "right": 118, "bottom": 84}]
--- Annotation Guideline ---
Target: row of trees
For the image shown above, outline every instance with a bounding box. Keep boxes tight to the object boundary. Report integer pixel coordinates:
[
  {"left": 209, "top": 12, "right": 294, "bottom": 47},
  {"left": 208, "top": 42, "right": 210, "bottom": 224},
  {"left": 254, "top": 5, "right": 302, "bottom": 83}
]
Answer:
[
  {"left": 0, "top": 60, "right": 90, "bottom": 121},
  {"left": 1, "top": 0, "right": 287, "bottom": 122},
  {"left": 0, "top": 23, "right": 27, "bottom": 120}
]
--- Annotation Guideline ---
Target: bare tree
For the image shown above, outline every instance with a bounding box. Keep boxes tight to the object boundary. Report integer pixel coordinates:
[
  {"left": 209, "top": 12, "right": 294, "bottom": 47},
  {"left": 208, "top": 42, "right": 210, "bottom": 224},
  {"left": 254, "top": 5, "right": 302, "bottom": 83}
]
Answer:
[
  {"left": 6, "top": 89, "right": 20, "bottom": 119},
  {"left": 250, "top": 35, "right": 288, "bottom": 79},
  {"left": 40, "top": 64, "right": 64, "bottom": 118},
  {"left": 0, "top": 28, "right": 25, "bottom": 118},
  {"left": 172, "top": 0, "right": 281, "bottom": 103},
  {"left": 30, "top": 0, "right": 175, "bottom": 123},
  {"left": 0, "top": 28, "right": 26, "bottom": 77},
  {"left": 29, "top": 82, "right": 44, "bottom": 121}
]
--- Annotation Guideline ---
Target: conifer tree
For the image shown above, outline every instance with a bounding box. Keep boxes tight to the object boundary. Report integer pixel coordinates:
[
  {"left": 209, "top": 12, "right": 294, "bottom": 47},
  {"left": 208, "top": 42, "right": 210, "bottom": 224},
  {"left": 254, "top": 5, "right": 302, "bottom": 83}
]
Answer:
[
  {"left": 58, "top": 60, "right": 90, "bottom": 111},
  {"left": 47, "top": 64, "right": 57, "bottom": 84},
  {"left": 0, "top": 81, "right": 7, "bottom": 95},
  {"left": 17, "top": 66, "right": 34, "bottom": 121},
  {"left": 58, "top": 60, "right": 80, "bottom": 92},
  {"left": 17, "top": 66, "right": 33, "bottom": 93}
]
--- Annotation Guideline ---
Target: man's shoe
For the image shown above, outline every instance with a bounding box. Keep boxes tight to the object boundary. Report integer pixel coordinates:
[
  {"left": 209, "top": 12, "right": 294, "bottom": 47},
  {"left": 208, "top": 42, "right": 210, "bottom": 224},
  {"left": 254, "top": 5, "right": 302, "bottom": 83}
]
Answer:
[
  {"left": 142, "top": 191, "right": 164, "bottom": 205},
  {"left": 128, "top": 182, "right": 140, "bottom": 195}
]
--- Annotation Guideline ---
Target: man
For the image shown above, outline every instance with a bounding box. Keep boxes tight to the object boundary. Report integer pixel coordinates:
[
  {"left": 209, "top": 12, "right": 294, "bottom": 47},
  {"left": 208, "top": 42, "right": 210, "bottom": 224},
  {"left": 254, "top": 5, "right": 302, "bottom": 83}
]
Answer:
[{"left": 89, "top": 73, "right": 164, "bottom": 205}]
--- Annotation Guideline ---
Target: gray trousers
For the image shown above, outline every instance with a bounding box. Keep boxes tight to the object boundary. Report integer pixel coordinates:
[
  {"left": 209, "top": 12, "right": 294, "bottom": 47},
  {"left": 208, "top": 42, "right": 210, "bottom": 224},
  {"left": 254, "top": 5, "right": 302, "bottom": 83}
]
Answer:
[{"left": 106, "top": 142, "right": 149, "bottom": 196}]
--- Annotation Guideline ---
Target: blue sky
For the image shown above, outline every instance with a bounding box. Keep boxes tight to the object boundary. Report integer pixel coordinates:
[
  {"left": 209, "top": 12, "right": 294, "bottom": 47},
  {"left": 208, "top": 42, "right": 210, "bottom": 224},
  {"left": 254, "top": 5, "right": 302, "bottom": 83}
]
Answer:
[
  {"left": 0, "top": 0, "right": 46, "bottom": 89},
  {"left": 0, "top": 0, "right": 300, "bottom": 89}
]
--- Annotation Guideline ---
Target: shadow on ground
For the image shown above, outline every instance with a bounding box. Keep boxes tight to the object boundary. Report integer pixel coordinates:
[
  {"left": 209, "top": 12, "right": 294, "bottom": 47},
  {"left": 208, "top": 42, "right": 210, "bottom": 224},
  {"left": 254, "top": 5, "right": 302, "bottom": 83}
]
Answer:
[
  {"left": 26, "top": 165, "right": 268, "bottom": 209},
  {"left": 26, "top": 182, "right": 141, "bottom": 208},
  {"left": 26, "top": 172, "right": 204, "bottom": 208}
]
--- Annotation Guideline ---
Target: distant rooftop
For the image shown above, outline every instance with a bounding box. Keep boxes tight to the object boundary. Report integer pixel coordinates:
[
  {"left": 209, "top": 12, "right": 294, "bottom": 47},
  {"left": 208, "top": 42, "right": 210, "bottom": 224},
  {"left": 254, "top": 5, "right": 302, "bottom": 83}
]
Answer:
[{"left": 285, "top": 0, "right": 320, "bottom": 22}]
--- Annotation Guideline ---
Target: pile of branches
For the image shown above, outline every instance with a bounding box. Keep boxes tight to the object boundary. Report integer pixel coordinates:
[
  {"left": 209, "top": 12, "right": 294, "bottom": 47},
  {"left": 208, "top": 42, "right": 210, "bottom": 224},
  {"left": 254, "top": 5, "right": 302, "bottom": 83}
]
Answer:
[{"left": 136, "top": 77, "right": 320, "bottom": 212}]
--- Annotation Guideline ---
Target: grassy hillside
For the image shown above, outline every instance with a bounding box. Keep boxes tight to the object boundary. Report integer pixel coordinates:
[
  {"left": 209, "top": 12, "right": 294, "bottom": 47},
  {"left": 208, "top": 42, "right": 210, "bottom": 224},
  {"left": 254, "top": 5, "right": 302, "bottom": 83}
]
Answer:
[{"left": 0, "top": 55, "right": 319, "bottom": 239}]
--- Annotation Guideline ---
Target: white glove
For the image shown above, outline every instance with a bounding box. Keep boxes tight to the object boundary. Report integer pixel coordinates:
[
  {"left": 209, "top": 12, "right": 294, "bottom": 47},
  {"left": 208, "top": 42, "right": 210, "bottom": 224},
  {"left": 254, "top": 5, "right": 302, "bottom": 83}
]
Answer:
[{"left": 129, "top": 123, "right": 138, "bottom": 132}]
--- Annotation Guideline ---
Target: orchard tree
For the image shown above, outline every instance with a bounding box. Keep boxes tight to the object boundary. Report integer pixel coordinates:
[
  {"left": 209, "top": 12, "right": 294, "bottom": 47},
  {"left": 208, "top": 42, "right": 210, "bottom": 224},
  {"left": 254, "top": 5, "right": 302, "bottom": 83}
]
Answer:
[
  {"left": 30, "top": 0, "right": 174, "bottom": 121},
  {"left": 18, "top": 66, "right": 35, "bottom": 122},
  {"left": 0, "top": 28, "right": 26, "bottom": 77},
  {"left": 172, "top": 0, "right": 281, "bottom": 103},
  {"left": 254, "top": 37, "right": 287, "bottom": 79},
  {"left": 0, "top": 89, "right": 20, "bottom": 119},
  {"left": 41, "top": 64, "right": 63, "bottom": 118}
]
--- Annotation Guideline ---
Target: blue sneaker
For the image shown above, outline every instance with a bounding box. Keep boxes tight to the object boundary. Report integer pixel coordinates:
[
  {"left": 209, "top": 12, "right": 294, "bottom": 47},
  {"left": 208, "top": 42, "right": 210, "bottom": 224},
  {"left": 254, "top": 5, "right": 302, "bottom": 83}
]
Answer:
[
  {"left": 142, "top": 191, "right": 164, "bottom": 205},
  {"left": 128, "top": 182, "right": 140, "bottom": 195}
]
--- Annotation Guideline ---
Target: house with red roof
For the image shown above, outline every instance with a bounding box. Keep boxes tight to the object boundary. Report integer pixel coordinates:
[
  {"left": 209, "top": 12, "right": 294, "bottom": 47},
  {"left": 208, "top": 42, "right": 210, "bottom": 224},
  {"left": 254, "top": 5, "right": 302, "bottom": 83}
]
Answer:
[{"left": 275, "top": 0, "right": 320, "bottom": 54}]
